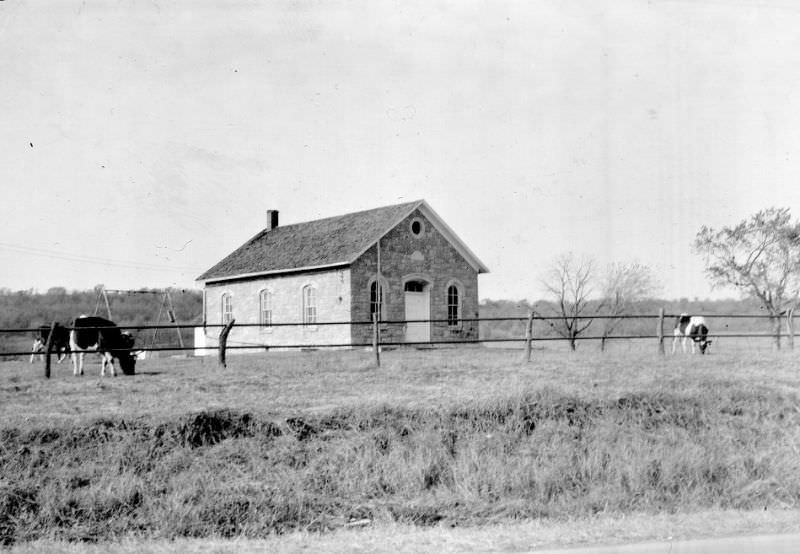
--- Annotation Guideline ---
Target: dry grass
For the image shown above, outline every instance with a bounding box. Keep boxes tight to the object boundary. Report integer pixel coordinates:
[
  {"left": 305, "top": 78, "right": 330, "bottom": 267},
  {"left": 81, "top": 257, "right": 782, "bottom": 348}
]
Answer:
[{"left": 2, "top": 345, "right": 800, "bottom": 547}]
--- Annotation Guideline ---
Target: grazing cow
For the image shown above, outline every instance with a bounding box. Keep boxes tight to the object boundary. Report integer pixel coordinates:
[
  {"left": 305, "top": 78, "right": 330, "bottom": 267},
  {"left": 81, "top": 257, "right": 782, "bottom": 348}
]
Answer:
[
  {"left": 70, "top": 316, "right": 137, "bottom": 376},
  {"left": 672, "top": 313, "right": 712, "bottom": 354},
  {"left": 30, "top": 324, "right": 71, "bottom": 363}
]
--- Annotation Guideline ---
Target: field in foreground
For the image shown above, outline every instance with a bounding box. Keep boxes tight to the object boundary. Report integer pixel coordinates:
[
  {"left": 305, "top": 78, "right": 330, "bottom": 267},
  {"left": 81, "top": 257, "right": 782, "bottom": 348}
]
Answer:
[{"left": 2, "top": 346, "right": 800, "bottom": 547}]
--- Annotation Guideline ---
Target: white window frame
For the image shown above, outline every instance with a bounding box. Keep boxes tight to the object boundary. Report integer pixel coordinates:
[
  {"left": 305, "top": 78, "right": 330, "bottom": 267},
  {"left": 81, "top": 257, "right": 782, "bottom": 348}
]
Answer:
[
  {"left": 302, "top": 284, "right": 317, "bottom": 328},
  {"left": 446, "top": 281, "right": 462, "bottom": 330},
  {"left": 221, "top": 292, "right": 233, "bottom": 325},
  {"left": 259, "top": 288, "right": 273, "bottom": 331},
  {"left": 368, "top": 277, "right": 388, "bottom": 321}
]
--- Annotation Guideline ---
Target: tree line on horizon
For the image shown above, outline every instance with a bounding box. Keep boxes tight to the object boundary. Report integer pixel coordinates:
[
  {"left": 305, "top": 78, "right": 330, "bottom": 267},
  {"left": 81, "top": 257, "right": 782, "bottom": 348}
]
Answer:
[
  {"left": 0, "top": 286, "right": 203, "bottom": 330},
  {"left": 0, "top": 284, "right": 773, "bottom": 357},
  {"left": 0, "top": 286, "right": 766, "bottom": 332},
  {"left": 0, "top": 287, "right": 202, "bottom": 356}
]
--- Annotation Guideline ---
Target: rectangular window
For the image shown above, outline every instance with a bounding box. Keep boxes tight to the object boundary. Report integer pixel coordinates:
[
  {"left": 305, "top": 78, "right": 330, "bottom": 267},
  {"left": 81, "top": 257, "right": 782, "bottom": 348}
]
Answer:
[
  {"left": 447, "top": 285, "right": 460, "bottom": 328},
  {"left": 260, "top": 290, "right": 272, "bottom": 328},
  {"left": 303, "top": 286, "right": 317, "bottom": 326},
  {"left": 370, "top": 281, "right": 383, "bottom": 320},
  {"left": 221, "top": 293, "right": 233, "bottom": 325}
]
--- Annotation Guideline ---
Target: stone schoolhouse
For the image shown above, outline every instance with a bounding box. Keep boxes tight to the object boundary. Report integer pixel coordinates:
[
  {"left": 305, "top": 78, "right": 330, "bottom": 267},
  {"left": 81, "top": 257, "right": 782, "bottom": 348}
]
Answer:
[{"left": 194, "top": 200, "right": 488, "bottom": 352}]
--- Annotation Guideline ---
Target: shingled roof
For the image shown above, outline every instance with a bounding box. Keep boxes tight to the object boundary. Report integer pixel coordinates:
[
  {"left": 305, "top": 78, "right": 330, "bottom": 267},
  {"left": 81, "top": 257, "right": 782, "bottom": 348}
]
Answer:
[{"left": 197, "top": 200, "right": 426, "bottom": 282}]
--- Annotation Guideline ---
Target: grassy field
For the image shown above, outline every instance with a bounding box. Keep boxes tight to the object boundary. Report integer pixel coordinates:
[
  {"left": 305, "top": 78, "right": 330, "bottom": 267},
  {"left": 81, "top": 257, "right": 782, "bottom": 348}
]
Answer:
[{"left": 2, "top": 344, "right": 800, "bottom": 548}]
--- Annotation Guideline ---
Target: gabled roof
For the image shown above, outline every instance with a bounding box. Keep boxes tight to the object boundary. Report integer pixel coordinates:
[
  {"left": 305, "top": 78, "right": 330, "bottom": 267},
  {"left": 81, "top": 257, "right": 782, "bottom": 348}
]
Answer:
[{"left": 197, "top": 199, "right": 489, "bottom": 284}]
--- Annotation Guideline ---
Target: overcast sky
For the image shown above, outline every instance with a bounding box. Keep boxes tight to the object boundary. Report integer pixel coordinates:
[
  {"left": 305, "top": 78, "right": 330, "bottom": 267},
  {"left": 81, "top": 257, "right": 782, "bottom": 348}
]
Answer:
[{"left": 3, "top": 0, "right": 800, "bottom": 301}]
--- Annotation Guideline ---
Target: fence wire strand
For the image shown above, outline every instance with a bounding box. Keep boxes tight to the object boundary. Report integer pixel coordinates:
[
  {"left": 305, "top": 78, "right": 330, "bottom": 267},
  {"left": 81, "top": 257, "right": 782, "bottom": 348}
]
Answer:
[{"left": 1, "top": 312, "right": 797, "bottom": 359}]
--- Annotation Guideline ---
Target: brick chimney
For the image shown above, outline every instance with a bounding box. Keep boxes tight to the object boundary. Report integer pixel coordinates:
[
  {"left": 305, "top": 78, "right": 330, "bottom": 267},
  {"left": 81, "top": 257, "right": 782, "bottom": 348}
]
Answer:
[{"left": 266, "top": 210, "right": 279, "bottom": 231}]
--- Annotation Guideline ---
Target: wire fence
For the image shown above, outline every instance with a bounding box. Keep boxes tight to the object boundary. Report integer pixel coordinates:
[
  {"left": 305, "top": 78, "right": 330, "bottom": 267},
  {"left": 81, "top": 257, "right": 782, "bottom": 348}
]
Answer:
[
  {"left": 1, "top": 312, "right": 796, "bottom": 361},
  {"left": 0, "top": 311, "right": 792, "bottom": 334}
]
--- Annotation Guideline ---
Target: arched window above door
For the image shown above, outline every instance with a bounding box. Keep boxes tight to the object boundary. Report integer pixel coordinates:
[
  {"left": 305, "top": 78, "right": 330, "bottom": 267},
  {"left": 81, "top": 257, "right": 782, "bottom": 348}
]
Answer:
[{"left": 404, "top": 280, "right": 426, "bottom": 293}]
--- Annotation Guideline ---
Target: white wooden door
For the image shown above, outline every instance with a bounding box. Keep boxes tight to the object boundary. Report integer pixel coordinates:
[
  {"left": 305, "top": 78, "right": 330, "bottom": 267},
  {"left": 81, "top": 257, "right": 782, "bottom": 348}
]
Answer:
[{"left": 404, "top": 290, "right": 430, "bottom": 343}]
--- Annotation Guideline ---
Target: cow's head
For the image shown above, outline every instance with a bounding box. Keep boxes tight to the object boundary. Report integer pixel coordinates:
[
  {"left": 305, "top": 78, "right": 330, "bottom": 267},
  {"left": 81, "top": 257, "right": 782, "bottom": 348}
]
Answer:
[
  {"left": 698, "top": 338, "right": 712, "bottom": 354},
  {"left": 116, "top": 332, "right": 137, "bottom": 375}
]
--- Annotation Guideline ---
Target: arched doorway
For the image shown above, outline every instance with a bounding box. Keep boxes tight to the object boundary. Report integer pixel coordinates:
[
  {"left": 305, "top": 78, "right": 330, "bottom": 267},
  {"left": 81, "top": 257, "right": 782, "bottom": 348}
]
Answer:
[{"left": 403, "top": 278, "right": 430, "bottom": 343}]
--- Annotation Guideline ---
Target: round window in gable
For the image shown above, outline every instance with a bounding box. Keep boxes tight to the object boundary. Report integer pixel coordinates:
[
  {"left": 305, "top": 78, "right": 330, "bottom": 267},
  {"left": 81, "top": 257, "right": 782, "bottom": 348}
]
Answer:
[{"left": 410, "top": 218, "right": 425, "bottom": 237}]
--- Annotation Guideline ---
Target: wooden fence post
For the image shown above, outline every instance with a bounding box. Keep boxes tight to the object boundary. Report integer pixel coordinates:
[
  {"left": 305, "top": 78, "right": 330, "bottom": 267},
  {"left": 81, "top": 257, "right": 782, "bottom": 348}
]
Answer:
[
  {"left": 218, "top": 319, "right": 235, "bottom": 368},
  {"left": 657, "top": 308, "right": 665, "bottom": 355},
  {"left": 44, "top": 320, "right": 57, "bottom": 379},
  {"left": 372, "top": 313, "right": 381, "bottom": 368},
  {"left": 787, "top": 308, "right": 795, "bottom": 351},
  {"left": 523, "top": 311, "right": 534, "bottom": 363}
]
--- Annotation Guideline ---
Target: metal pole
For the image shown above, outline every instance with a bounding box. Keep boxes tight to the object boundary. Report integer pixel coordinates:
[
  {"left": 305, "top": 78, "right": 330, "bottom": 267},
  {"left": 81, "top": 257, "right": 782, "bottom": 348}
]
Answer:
[
  {"left": 150, "top": 297, "right": 164, "bottom": 354},
  {"left": 202, "top": 288, "right": 207, "bottom": 328},
  {"left": 373, "top": 313, "right": 381, "bottom": 368},
  {"left": 657, "top": 308, "right": 665, "bottom": 355},
  {"left": 93, "top": 288, "right": 102, "bottom": 316},
  {"left": 166, "top": 291, "right": 185, "bottom": 350},
  {"left": 376, "top": 237, "right": 382, "bottom": 354},
  {"left": 102, "top": 287, "right": 113, "bottom": 320}
]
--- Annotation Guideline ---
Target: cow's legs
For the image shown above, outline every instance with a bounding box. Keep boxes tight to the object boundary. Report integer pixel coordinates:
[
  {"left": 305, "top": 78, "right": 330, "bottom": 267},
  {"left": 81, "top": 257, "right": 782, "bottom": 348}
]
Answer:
[
  {"left": 30, "top": 339, "right": 45, "bottom": 363},
  {"left": 672, "top": 329, "right": 684, "bottom": 354},
  {"left": 72, "top": 351, "right": 84, "bottom": 375},
  {"left": 100, "top": 353, "right": 116, "bottom": 377},
  {"left": 681, "top": 336, "right": 688, "bottom": 353}
]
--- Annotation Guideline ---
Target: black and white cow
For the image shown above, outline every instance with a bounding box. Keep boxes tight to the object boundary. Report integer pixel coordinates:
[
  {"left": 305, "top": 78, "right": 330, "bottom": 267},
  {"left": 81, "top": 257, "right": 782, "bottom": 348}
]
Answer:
[
  {"left": 30, "top": 323, "right": 71, "bottom": 363},
  {"left": 671, "top": 313, "right": 712, "bottom": 355},
  {"left": 70, "top": 315, "right": 137, "bottom": 376}
]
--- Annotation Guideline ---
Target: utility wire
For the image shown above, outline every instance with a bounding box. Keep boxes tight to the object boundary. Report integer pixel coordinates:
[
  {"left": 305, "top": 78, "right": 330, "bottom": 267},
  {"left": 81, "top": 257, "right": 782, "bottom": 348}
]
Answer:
[{"left": 0, "top": 242, "right": 204, "bottom": 272}]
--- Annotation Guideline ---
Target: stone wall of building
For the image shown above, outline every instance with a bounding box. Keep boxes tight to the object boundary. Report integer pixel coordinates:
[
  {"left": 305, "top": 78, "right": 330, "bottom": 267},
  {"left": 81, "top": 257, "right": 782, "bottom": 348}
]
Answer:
[{"left": 349, "top": 208, "right": 480, "bottom": 345}]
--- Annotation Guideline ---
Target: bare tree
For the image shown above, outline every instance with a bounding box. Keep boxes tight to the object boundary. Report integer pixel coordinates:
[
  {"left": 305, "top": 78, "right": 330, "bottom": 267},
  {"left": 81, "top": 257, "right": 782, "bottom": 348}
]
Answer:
[
  {"left": 597, "top": 262, "right": 659, "bottom": 352},
  {"left": 541, "top": 253, "right": 595, "bottom": 351},
  {"left": 694, "top": 207, "right": 800, "bottom": 349}
]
